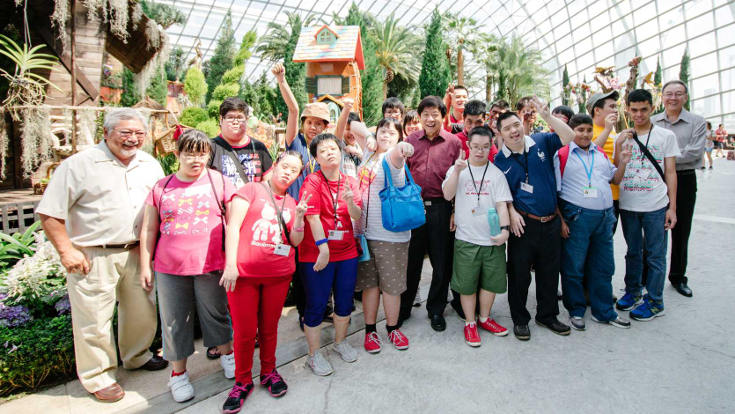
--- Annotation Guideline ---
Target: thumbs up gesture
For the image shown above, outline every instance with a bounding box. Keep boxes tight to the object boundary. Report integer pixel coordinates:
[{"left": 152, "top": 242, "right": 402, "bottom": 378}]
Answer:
[{"left": 454, "top": 150, "right": 468, "bottom": 172}]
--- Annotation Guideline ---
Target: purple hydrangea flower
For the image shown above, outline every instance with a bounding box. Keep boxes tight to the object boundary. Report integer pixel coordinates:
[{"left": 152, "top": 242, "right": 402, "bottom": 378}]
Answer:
[
  {"left": 54, "top": 295, "right": 71, "bottom": 315},
  {"left": 0, "top": 300, "right": 33, "bottom": 327}
]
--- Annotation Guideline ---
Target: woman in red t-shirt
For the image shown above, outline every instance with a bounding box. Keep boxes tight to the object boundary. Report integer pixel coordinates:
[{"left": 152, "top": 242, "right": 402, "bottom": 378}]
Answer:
[
  {"left": 299, "top": 133, "right": 362, "bottom": 376},
  {"left": 219, "top": 151, "right": 308, "bottom": 414}
]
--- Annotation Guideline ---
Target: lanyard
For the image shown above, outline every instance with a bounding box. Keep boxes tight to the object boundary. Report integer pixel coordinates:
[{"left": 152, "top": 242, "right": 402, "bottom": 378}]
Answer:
[
  {"left": 573, "top": 147, "right": 595, "bottom": 187},
  {"left": 467, "top": 162, "right": 489, "bottom": 205},
  {"left": 260, "top": 182, "right": 288, "bottom": 242},
  {"left": 320, "top": 170, "right": 341, "bottom": 228},
  {"left": 510, "top": 150, "right": 530, "bottom": 183},
  {"left": 307, "top": 155, "right": 316, "bottom": 174}
]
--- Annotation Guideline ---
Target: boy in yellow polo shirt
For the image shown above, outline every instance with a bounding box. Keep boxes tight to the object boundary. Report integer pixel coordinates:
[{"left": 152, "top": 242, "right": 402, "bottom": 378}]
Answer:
[{"left": 587, "top": 91, "right": 621, "bottom": 232}]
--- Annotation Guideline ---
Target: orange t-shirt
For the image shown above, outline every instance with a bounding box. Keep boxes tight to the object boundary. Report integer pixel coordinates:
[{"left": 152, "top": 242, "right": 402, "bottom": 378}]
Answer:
[{"left": 593, "top": 124, "right": 619, "bottom": 201}]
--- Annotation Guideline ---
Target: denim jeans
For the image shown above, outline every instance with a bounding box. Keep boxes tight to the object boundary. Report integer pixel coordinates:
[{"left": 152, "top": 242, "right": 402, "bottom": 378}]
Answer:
[
  {"left": 620, "top": 207, "right": 668, "bottom": 303},
  {"left": 560, "top": 202, "right": 617, "bottom": 322}
]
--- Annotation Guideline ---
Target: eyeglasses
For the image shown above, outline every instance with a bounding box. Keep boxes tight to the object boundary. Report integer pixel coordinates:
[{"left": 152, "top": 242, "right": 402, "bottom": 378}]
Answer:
[
  {"left": 180, "top": 153, "right": 209, "bottom": 161},
  {"left": 469, "top": 145, "right": 491, "bottom": 152},
  {"left": 114, "top": 129, "right": 146, "bottom": 139},
  {"left": 223, "top": 116, "right": 247, "bottom": 123},
  {"left": 663, "top": 92, "right": 687, "bottom": 98}
]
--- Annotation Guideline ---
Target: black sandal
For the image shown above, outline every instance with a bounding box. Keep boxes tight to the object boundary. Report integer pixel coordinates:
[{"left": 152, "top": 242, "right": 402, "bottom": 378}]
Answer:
[{"left": 206, "top": 346, "right": 221, "bottom": 360}]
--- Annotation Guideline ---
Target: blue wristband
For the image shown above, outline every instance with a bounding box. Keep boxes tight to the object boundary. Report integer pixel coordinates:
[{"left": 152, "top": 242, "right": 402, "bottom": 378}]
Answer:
[{"left": 315, "top": 238, "right": 328, "bottom": 246}]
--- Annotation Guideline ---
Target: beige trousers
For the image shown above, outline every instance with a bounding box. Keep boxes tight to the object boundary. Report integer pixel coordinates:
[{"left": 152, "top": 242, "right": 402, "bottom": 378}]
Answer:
[{"left": 66, "top": 246, "right": 156, "bottom": 393}]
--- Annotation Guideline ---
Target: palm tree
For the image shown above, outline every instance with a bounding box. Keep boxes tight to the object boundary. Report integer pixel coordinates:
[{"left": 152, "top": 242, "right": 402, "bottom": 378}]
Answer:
[
  {"left": 372, "top": 13, "right": 422, "bottom": 100},
  {"left": 473, "top": 33, "right": 501, "bottom": 103},
  {"left": 445, "top": 14, "right": 479, "bottom": 85},
  {"left": 255, "top": 11, "right": 318, "bottom": 62},
  {"left": 481, "top": 34, "right": 549, "bottom": 106}
]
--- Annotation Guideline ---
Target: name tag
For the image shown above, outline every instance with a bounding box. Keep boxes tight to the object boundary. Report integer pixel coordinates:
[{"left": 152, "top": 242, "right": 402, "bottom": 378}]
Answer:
[
  {"left": 583, "top": 187, "right": 599, "bottom": 198},
  {"left": 520, "top": 182, "right": 534, "bottom": 193},
  {"left": 274, "top": 244, "right": 291, "bottom": 256},
  {"left": 471, "top": 206, "right": 485, "bottom": 216},
  {"left": 328, "top": 230, "right": 345, "bottom": 241}
]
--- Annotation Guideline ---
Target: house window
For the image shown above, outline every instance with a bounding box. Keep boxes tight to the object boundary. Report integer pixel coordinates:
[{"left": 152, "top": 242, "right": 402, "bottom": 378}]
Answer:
[
  {"left": 317, "top": 76, "right": 342, "bottom": 96},
  {"left": 317, "top": 29, "right": 336, "bottom": 45}
]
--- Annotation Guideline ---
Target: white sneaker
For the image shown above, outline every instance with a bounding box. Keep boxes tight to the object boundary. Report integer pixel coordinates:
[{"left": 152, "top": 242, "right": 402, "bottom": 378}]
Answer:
[
  {"left": 333, "top": 341, "right": 358, "bottom": 363},
  {"left": 306, "top": 350, "right": 333, "bottom": 376},
  {"left": 220, "top": 352, "right": 236, "bottom": 379},
  {"left": 168, "top": 372, "right": 194, "bottom": 402}
]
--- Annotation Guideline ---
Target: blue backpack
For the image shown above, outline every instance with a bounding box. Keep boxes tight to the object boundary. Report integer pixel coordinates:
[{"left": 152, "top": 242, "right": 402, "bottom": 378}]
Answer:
[{"left": 378, "top": 158, "right": 426, "bottom": 232}]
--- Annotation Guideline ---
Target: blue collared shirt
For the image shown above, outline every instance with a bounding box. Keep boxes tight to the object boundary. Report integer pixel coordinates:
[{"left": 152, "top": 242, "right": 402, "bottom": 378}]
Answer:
[
  {"left": 554, "top": 141, "right": 616, "bottom": 210},
  {"left": 494, "top": 132, "right": 562, "bottom": 216}
]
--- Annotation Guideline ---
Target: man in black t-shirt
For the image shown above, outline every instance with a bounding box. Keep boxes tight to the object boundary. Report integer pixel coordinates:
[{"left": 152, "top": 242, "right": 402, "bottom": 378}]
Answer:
[{"left": 209, "top": 97, "right": 273, "bottom": 188}]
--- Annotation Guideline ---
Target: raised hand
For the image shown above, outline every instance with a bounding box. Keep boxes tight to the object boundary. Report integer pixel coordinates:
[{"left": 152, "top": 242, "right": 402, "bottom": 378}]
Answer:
[
  {"left": 342, "top": 97, "right": 354, "bottom": 111},
  {"left": 271, "top": 63, "right": 286, "bottom": 83},
  {"left": 454, "top": 150, "right": 468, "bottom": 172},
  {"left": 530, "top": 96, "right": 550, "bottom": 118},
  {"left": 296, "top": 192, "right": 312, "bottom": 217},
  {"left": 620, "top": 142, "right": 633, "bottom": 164},
  {"left": 396, "top": 142, "right": 414, "bottom": 158},
  {"left": 343, "top": 183, "right": 354, "bottom": 205},
  {"left": 604, "top": 112, "right": 618, "bottom": 130}
]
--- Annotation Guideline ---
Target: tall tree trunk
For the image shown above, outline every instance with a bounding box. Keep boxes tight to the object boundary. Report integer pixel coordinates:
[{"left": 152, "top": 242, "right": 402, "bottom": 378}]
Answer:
[
  {"left": 457, "top": 48, "right": 464, "bottom": 85},
  {"left": 486, "top": 73, "right": 492, "bottom": 103}
]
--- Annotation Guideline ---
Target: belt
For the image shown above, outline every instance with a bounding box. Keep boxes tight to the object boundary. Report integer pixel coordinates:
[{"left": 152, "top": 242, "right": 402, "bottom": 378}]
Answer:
[
  {"left": 91, "top": 241, "right": 140, "bottom": 249},
  {"left": 517, "top": 209, "right": 557, "bottom": 223},
  {"left": 423, "top": 197, "right": 448, "bottom": 206}
]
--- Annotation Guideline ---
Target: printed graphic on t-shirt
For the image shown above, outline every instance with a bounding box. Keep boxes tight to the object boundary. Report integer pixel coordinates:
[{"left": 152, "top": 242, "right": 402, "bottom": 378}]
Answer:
[
  {"left": 221, "top": 152, "right": 262, "bottom": 188},
  {"left": 622, "top": 144, "right": 664, "bottom": 192},
  {"left": 251, "top": 198, "right": 292, "bottom": 247},
  {"left": 463, "top": 177, "right": 491, "bottom": 197},
  {"left": 358, "top": 157, "right": 378, "bottom": 192},
  {"left": 160, "top": 184, "right": 218, "bottom": 235}
]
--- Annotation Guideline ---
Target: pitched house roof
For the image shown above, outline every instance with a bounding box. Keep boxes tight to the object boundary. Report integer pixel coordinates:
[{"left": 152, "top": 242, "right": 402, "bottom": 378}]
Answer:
[{"left": 293, "top": 25, "right": 365, "bottom": 70}]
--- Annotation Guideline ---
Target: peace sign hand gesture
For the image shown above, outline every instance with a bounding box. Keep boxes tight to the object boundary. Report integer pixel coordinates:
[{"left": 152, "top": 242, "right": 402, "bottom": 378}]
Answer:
[
  {"left": 296, "top": 192, "right": 312, "bottom": 217},
  {"left": 454, "top": 150, "right": 468, "bottom": 172}
]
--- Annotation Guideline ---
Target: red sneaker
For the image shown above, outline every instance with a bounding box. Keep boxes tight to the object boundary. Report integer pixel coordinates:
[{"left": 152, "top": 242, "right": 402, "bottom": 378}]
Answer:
[
  {"left": 478, "top": 318, "right": 509, "bottom": 336},
  {"left": 387, "top": 329, "right": 409, "bottom": 350},
  {"left": 364, "top": 332, "right": 382, "bottom": 353},
  {"left": 464, "top": 323, "right": 481, "bottom": 347}
]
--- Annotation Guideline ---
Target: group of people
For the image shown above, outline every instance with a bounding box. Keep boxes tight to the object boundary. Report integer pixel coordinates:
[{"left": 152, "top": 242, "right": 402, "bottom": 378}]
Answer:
[{"left": 37, "top": 60, "right": 707, "bottom": 412}]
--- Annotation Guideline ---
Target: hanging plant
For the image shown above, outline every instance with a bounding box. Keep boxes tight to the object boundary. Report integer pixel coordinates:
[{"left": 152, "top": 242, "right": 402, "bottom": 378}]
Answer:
[
  {"left": 50, "top": 1, "right": 145, "bottom": 50},
  {"left": 0, "top": 35, "right": 60, "bottom": 121},
  {"left": 0, "top": 115, "right": 8, "bottom": 180},
  {"left": 20, "top": 108, "right": 52, "bottom": 177}
]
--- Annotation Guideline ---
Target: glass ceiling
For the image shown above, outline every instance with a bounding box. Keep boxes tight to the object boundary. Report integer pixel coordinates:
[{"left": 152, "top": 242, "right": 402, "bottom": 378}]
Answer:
[{"left": 157, "top": 0, "right": 735, "bottom": 129}]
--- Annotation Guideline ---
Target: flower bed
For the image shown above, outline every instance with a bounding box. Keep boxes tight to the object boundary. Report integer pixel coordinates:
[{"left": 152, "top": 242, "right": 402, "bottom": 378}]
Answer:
[{"left": 0, "top": 226, "right": 75, "bottom": 397}]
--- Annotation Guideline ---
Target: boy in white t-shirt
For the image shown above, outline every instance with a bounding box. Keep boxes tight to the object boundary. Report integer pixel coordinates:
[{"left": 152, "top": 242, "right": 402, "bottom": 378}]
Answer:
[
  {"left": 614, "top": 89, "right": 680, "bottom": 321},
  {"left": 442, "top": 127, "right": 513, "bottom": 347}
]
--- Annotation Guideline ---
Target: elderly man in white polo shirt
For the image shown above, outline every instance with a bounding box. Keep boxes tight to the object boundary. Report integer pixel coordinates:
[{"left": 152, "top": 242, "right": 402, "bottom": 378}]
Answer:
[{"left": 38, "top": 108, "right": 168, "bottom": 402}]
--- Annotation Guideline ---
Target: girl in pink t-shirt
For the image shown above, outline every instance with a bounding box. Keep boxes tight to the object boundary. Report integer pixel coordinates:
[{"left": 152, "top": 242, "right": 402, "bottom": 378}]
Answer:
[
  {"left": 219, "top": 151, "right": 309, "bottom": 413},
  {"left": 139, "top": 129, "right": 236, "bottom": 403}
]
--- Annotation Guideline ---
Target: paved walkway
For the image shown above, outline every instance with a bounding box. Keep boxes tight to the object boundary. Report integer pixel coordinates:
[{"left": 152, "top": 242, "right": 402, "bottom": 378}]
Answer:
[{"left": 3, "top": 156, "right": 735, "bottom": 414}]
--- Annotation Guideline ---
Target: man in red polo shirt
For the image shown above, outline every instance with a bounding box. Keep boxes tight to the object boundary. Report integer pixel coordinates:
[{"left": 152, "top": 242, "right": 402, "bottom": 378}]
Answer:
[
  {"left": 443, "top": 85, "right": 468, "bottom": 134},
  {"left": 400, "top": 96, "right": 463, "bottom": 332},
  {"left": 456, "top": 100, "right": 499, "bottom": 163}
]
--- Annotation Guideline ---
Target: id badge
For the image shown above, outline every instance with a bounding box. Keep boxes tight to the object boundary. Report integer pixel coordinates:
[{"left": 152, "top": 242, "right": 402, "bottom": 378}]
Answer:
[
  {"left": 328, "top": 230, "right": 345, "bottom": 241},
  {"left": 520, "top": 182, "right": 534, "bottom": 193},
  {"left": 273, "top": 244, "right": 291, "bottom": 256},
  {"left": 582, "top": 187, "right": 599, "bottom": 198},
  {"left": 471, "top": 206, "right": 485, "bottom": 216}
]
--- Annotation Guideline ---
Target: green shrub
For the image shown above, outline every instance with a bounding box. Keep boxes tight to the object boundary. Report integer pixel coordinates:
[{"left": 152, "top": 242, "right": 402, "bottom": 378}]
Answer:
[
  {"left": 207, "top": 100, "right": 222, "bottom": 118},
  {"left": 220, "top": 66, "right": 244, "bottom": 85},
  {"left": 0, "top": 315, "right": 75, "bottom": 396},
  {"left": 211, "top": 82, "right": 240, "bottom": 102},
  {"left": 183, "top": 67, "right": 207, "bottom": 105},
  {"left": 179, "top": 107, "right": 208, "bottom": 127},
  {"left": 195, "top": 118, "right": 220, "bottom": 137}
]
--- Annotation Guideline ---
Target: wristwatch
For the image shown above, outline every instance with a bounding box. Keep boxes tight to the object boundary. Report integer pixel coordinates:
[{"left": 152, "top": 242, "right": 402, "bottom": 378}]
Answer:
[{"left": 500, "top": 225, "right": 510, "bottom": 231}]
